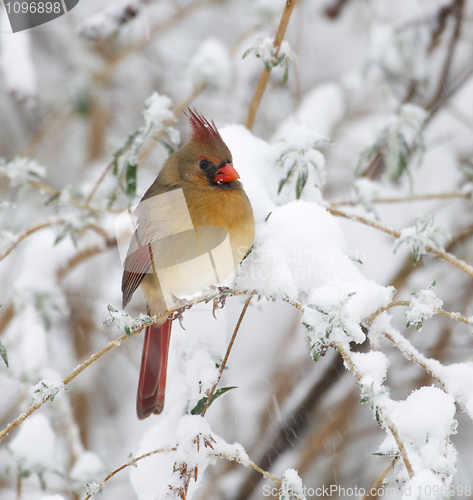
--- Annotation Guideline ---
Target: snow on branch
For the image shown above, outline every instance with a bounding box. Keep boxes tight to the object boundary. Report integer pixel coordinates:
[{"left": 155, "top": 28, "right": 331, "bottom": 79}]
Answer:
[
  {"left": 393, "top": 212, "right": 451, "bottom": 265},
  {"left": 405, "top": 280, "right": 443, "bottom": 331},
  {"left": 243, "top": 36, "right": 296, "bottom": 85}
]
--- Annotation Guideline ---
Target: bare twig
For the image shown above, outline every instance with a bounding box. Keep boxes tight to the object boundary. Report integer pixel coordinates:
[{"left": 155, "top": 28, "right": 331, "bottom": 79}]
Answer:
[
  {"left": 201, "top": 293, "right": 254, "bottom": 417},
  {"left": 245, "top": 0, "right": 297, "bottom": 130}
]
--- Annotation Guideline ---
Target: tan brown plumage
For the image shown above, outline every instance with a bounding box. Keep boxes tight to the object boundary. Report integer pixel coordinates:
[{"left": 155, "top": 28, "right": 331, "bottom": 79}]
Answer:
[{"left": 122, "top": 110, "right": 255, "bottom": 419}]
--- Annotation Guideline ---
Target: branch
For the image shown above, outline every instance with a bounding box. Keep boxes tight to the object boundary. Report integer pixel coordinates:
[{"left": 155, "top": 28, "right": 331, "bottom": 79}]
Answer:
[
  {"left": 366, "top": 300, "right": 473, "bottom": 327},
  {"left": 332, "top": 341, "right": 414, "bottom": 478},
  {"left": 330, "top": 191, "right": 469, "bottom": 206},
  {"left": 361, "top": 457, "right": 399, "bottom": 500},
  {"left": 201, "top": 293, "right": 254, "bottom": 417},
  {"left": 0, "top": 290, "right": 302, "bottom": 443},
  {"left": 82, "top": 444, "right": 284, "bottom": 500},
  {"left": 244, "top": 0, "right": 297, "bottom": 130},
  {"left": 83, "top": 447, "right": 177, "bottom": 500},
  {"left": 0, "top": 218, "right": 68, "bottom": 262},
  {"left": 326, "top": 206, "right": 473, "bottom": 279}
]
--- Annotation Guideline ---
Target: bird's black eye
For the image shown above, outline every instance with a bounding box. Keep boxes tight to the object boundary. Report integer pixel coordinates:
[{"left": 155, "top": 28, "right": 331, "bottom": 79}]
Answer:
[{"left": 199, "top": 160, "right": 209, "bottom": 170}]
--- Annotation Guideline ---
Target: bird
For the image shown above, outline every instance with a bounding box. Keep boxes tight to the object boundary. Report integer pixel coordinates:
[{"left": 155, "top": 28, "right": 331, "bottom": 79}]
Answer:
[{"left": 121, "top": 109, "right": 255, "bottom": 419}]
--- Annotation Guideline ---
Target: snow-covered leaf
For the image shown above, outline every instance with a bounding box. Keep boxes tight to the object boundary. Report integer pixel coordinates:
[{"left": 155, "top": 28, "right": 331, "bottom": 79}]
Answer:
[
  {"left": 405, "top": 281, "right": 443, "bottom": 331},
  {"left": 393, "top": 213, "right": 451, "bottom": 265}
]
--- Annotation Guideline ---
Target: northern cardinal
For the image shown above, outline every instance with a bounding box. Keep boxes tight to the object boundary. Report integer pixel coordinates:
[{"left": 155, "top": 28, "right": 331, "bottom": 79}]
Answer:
[{"left": 122, "top": 110, "right": 255, "bottom": 419}]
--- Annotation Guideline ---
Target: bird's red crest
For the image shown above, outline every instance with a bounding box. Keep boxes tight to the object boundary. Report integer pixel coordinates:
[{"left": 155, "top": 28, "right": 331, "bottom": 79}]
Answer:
[{"left": 186, "top": 108, "right": 223, "bottom": 146}]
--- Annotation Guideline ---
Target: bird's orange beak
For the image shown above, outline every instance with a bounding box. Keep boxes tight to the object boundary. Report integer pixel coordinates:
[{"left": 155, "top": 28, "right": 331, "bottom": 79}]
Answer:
[{"left": 214, "top": 163, "right": 240, "bottom": 183}]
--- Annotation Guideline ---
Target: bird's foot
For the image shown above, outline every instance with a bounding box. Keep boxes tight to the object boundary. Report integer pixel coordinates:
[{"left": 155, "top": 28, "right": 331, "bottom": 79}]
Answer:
[
  {"left": 211, "top": 286, "right": 231, "bottom": 319},
  {"left": 169, "top": 297, "right": 193, "bottom": 330}
]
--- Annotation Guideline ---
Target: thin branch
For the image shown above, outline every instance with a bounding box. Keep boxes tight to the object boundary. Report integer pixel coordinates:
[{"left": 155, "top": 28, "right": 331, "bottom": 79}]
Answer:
[
  {"left": 330, "top": 191, "right": 469, "bottom": 206},
  {"left": 361, "top": 458, "right": 399, "bottom": 500},
  {"left": 209, "top": 451, "right": 282, "bottom": 487},
  {"left": 0, "top": 218, "right": 68, "bottom": 262},
  {"left": 83, "top": 444, "right": 284, "bottom": 500},
  {"left": 0, "top": 290, "right": 301, "bottom": 443},
  {"left": 326, "top": 206, "right": 473, "bottom": 279},
  {"left": 366, "top": 300, "right": 473, "bottom": 327},
  {"left": 201, "top": 293, "right": 254, "bottom": 417},
  {"left": 83, "top": 447, "right": 177, "bottom": 500},
  {"left": 245, "top": 0, "right": 297, "bottom": 130},
  {"left": 333, "top": 341, "right": 414, "bottom": 479}
]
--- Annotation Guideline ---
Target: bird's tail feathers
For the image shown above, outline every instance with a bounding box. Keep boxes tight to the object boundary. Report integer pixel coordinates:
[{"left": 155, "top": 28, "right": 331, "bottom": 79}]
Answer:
[{"left": 136, "top": 318, "right": 172, "bottom": 419}]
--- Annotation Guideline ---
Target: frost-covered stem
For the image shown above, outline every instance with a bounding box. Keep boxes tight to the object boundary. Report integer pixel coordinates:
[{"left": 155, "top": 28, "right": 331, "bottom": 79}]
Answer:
[
  {"left": 0, "top": 290, "right": 300, "bottom": 442},
  {"left": 367, "top": 301, "right": 411, "bottom": 322},
  {"left": 382, "top": 330, "right": 443, "bottom": 386},
  {"left": 0, "top": 308, "right": 167, "bottom": 443},
  {"left": 244, "top": 0, "right": 297, "bottom": 130},
  {"left": 327, "top": 206, "right": 473, "bottom": 279},
  {"left": 201, "top": 293, "right": 254, "bottom": 417},
  {"left": 0, "top": 218, "right": 68, "bottom": 262},
  {"left": 367, "top": 300, "right": 473, "bottom": 326},
  {"left": 434, "top": 307, "right": 473, "bottom": 325},
  {"left": 332, "top": 341, "right": 414, "bottom": 479},
  {"left": 209, "top": 451, "right": 282, "bottom": 486},
  {"left": 330, "top": 191, "right": 469, "bottom": 206},
  {"left": 361, "top": 457, "right": 399, "bottom": 500},
  {"left": 84, "top": 445, "right": 282, "bottom": 500},
  {"left": 83, "top": 447, "right": 176, "bottom": 500}
]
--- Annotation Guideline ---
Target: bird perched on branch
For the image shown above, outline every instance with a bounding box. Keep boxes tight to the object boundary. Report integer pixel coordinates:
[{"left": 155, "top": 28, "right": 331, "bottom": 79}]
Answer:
[{"left": 122, "top": 110, "right": 255, "bottom": 419}]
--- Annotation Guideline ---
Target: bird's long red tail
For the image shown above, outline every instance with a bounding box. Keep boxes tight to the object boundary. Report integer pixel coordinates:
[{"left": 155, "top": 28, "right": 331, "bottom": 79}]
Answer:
[{"left": 136, "top": 318, "right": 172, "bottom": 419}]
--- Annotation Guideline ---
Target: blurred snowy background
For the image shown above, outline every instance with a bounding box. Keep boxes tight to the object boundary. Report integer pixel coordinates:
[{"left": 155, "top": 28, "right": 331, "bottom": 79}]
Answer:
[{"left": 1, "top": 0, "right": 473, "bottom": 498}]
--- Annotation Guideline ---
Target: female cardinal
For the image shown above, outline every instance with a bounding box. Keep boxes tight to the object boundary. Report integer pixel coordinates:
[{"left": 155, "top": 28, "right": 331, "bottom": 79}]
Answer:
[{"left": 122, "top": 110, "right": 255, "bottom": 419}]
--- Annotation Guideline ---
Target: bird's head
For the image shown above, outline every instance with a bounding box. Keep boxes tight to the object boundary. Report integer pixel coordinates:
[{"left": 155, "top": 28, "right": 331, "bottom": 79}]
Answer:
[{"left": 175, "top": 109, "right": 241, "bottom": 189}]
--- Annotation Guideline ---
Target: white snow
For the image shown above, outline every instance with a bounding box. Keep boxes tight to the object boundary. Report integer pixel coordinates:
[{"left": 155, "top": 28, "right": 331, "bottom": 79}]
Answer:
[
  {"left": 70, "top": 451, "right": 106, "bottom": 494},
  {"left": 405, "top": 281, "right": 443, "bottom": 331},
  {"left": 8, "top": 414, "right": 59, "bottom": 473},
  {"left": 280, "top": 469, "right": 306, "bottom": 500},
  {"left": 379, "top": 387, "right": 457, "bottom": 482},
  {"left": 189, "top": 38, "right": 232, "bottom": 90},
  {"left": 0, "top": 14, "right": 37, "bottom": 109},
  {"left": 142, "top": 92, "right": 180, "bottom": 144},
  {"left": 1, "top": 157, "right": 46, "bottom": 187},
  {"left": 29, "top": 379, "right": 66, "bottom": 404}
]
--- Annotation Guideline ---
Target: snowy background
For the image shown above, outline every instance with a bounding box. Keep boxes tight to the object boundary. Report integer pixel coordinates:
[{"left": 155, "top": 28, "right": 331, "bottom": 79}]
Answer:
[{"left": 1, "top": 0, "right": 473, "bottom": 499}]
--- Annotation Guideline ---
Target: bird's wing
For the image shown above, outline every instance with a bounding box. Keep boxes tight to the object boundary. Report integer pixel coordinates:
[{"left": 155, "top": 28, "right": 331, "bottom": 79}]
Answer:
[{"left": 121, "top": 231, "right": 154, "bottom": 308}]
